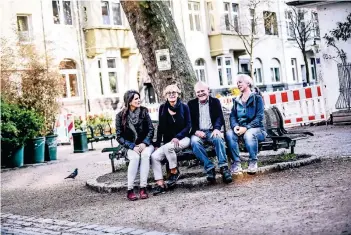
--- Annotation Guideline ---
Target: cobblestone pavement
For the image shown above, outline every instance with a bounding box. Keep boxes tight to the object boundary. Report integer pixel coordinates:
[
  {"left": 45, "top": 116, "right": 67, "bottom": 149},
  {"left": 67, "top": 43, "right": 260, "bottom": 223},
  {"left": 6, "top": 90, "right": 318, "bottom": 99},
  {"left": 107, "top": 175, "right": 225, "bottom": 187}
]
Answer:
[{"left": 1, "top": 213, "right": 180, "bottom": 235}]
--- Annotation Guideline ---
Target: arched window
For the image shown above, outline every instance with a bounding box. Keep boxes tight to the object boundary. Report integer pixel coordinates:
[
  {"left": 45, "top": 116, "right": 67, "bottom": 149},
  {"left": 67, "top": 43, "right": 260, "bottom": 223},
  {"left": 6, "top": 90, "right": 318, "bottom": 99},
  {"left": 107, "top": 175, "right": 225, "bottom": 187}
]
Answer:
[
  {"left": 59, "top": 59, "right": 79, "bottom": 98},
  {"left": 254, "top": 58, "right": 263, "bottom": 84},
  {"left": 194, "top": 58, "right": 207, "bottom": 82},
  {"left": 270, "top": 58, "right": 281, "bottom": 82}
]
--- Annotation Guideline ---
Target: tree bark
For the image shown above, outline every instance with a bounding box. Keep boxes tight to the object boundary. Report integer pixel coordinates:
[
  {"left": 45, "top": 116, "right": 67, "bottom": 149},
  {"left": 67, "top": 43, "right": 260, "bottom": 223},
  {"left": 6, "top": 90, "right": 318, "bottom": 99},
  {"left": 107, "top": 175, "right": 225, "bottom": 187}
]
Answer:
[
  {"left": 120, "top": 1, "right": 197, "bottom": 102},
  {"left": 302, "top": 50, "right": 310, "bottom": 84}
]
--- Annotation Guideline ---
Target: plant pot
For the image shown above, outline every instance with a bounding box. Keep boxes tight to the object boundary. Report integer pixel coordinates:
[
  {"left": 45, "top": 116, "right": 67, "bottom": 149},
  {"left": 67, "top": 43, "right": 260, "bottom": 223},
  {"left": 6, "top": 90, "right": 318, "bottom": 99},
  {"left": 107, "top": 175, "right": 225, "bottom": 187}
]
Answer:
[
  {"left": 72, "top": 131, "right": 88, "bottom": 153},
  {"left": 25, "top": 137, "right": 45, "bottom": 164},
  {"left": 10, "top": 145, "right": 24, "bottom": 168},
  {"left": 45, "top": 135, "right": 58, "bottom": 161}
]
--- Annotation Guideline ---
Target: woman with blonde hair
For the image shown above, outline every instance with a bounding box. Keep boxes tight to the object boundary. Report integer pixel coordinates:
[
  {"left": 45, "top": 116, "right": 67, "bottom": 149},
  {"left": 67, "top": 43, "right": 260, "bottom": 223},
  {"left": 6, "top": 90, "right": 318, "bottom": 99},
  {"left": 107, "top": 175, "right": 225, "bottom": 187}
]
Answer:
[
  {"left": 151, "top": 84, "right": 192, "bottom": 195},
  {"left": 226, "top": 74, "right": 267, "bottom": 175}
]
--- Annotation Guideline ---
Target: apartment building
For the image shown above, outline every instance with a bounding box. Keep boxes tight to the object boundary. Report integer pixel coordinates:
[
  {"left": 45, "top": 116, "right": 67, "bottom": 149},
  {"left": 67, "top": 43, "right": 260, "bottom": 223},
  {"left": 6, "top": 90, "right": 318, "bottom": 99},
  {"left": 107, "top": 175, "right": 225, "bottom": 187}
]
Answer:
[{"left": 0, "top": 0, "right": 321, "bottom": 116}]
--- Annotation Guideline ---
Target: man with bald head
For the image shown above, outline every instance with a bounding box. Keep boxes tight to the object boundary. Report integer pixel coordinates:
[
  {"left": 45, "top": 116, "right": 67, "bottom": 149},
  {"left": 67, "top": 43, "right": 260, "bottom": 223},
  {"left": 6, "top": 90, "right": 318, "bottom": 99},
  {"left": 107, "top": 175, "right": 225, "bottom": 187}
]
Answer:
[{"left": 188, "top": 81, "right": 232, "bottom": 184}]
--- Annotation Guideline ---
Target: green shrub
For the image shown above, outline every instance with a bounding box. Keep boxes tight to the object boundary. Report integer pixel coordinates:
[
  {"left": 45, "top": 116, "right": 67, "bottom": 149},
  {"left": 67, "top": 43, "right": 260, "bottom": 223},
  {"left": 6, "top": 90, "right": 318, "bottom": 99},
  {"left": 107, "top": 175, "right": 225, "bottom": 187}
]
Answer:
[{"left": 1, "top": 100, "right": 44, "bottom": 152}]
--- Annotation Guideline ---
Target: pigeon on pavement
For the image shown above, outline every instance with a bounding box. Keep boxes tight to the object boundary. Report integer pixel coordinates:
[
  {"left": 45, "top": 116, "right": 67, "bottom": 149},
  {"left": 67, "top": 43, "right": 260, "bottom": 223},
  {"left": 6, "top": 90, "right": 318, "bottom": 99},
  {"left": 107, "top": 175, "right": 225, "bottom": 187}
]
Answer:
[{"left": 65, "top": 168, "right": 78, "bottom": 179}]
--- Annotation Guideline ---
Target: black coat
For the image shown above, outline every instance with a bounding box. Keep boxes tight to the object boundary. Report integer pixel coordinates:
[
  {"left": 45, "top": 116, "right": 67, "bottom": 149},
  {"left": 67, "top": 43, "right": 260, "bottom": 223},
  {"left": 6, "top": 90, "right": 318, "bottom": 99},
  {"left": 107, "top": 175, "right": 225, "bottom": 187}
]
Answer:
[
  {"left": 188, "top": 96, "right": 225, "bottom": 135},
  {"left": 115, "top": 106, "right": 154, "bottom": 150}
]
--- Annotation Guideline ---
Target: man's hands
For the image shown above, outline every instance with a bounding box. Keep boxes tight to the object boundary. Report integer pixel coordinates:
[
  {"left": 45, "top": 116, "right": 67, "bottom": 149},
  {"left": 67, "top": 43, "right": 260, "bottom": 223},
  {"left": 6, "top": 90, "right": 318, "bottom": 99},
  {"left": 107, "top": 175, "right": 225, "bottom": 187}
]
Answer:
[
  {"left": 195, "top": 130, "right": 206, "bottom": 138},
  {"left": 171, "top": 138, "right": 180, "bottom": 148},
  {"left": 210, "top": 129, "right": 222, "bottom": 138},
  {"left": 133, "top": 143, "right": 146, "bottom": 154},
  {"left": 234, "top": 126, "right": 247, "bottom": 136}
]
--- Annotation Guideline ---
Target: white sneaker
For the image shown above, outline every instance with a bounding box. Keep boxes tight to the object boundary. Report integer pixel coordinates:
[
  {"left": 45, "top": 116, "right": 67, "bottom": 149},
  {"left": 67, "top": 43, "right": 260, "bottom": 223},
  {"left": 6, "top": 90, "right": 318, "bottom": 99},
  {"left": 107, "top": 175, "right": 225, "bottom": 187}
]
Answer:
[
  {"left": 231, "top": 162, "right": 243, "bottom": 174},
  {"left": 247, "top": 160, "right": 258, "bottom": 174}
]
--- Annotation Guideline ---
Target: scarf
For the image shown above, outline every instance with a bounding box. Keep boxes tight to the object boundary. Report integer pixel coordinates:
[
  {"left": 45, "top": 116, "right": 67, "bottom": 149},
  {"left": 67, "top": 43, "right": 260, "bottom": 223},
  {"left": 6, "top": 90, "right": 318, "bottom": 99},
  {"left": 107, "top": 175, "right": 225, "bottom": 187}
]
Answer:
[
  {"left": 166, "top": 98, "right": 181, "bottom": 112},
  {"left": 127, "top": 108, "right": 140, "bottom": 141}
]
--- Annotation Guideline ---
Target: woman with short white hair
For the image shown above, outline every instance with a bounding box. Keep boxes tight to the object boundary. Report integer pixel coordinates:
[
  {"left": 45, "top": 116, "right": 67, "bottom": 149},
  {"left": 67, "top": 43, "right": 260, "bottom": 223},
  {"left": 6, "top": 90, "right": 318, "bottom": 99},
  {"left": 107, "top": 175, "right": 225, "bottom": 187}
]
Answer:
[
  {"left": 151, "top": 84, "right": 192, "bottom": 195},
  {"left": 226, "top": 74, "right": 267, "bottom": 174}
]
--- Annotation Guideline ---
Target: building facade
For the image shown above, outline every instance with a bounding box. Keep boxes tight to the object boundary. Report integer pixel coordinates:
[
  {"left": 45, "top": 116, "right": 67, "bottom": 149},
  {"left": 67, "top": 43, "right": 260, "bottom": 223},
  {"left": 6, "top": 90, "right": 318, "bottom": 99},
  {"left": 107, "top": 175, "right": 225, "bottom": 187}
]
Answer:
[{"left": 1, "top": 0, "right": 321, "bottom": 117}]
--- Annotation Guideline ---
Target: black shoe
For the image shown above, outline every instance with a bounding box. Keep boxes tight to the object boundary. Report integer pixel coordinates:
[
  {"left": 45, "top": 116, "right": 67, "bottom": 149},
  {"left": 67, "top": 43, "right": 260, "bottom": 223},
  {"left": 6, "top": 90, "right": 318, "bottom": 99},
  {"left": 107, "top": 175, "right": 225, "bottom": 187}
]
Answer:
[
  {"left": 153, "top": 185, "right": 166, "bottom": 196},
  {"left": 206, "top": 168, "right": 216, "bottom": 183},
  {"left": 166, "top": 169, "right": 181, "bottom": 188},
  {"left": 221, "top": 166, "right": 233, "bottom": 184}
]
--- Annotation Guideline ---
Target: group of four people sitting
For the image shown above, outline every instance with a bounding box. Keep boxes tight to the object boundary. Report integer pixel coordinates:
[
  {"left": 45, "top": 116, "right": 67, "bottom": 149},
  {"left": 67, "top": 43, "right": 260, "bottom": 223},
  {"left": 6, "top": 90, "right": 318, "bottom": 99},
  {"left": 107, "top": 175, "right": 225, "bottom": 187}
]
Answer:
[{"left": 115, "top": 74, "right": 267, "bottom": 201}]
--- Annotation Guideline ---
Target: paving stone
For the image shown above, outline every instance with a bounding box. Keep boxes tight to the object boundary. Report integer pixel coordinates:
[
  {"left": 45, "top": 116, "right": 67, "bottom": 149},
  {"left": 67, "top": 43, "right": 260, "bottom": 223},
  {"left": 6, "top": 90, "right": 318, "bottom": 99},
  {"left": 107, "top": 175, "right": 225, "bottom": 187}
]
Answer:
[
  {"left": 142, "top": 231, "right": 167, "bottom": 235},
  {"left": 83, "top": 224, "right": 100, "bottom": 229},
  {"left": 118, "top": 227, "right": 137, "bottom": 234},
  {"left": 8, "top": 215, "right": 21, "bottom": 220},
  {"left": 46, "top": 225, "right": 63, "bottom": 231},
  {"left": 1, "top": 213, "right": 13, "bottom": 218},
  {"left": 102, "top": 227, "right": 124, "bottom": 233},
  {"left": 66, "top": 227, "right": 84, "bottom": 232},
  {"left": 40, "top": 219, "right": 54, "bottom": 224},
  {"left": 92, "top": 225, "right": 110, "bottom": 231},
  {"left": 23, "top": 227, "right": 42, "bottom": 232},
  {"left": 77, "top": 229, "right": 94, "bottom": 234},
  {"left": 22, "top": 222, "right": 33, "bottom": 226},
  {"left": 129, "top": 229, "right": 148, "bottom": 235},
  {"left": 65, "top": 221, "right": 79, "bottom": 226}
]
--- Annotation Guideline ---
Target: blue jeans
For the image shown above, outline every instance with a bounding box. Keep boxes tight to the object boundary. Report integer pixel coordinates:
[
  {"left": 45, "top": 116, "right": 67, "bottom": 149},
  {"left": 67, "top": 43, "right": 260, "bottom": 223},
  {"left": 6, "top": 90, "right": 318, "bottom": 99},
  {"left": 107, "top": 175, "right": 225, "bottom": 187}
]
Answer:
[
  {"left": 190, "top": 130, "right": 228, "bottom": 172},
  {"left": 226, "top": 128, "right": 267, "bottom": 162}
]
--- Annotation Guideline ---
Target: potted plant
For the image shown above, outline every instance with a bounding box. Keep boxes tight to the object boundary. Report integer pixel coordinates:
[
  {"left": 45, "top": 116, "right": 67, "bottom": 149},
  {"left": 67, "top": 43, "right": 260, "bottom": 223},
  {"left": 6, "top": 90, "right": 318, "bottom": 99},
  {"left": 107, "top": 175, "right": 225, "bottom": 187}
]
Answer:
[{"left": 1, "top": 100, "right": 44, "bottom": 168}]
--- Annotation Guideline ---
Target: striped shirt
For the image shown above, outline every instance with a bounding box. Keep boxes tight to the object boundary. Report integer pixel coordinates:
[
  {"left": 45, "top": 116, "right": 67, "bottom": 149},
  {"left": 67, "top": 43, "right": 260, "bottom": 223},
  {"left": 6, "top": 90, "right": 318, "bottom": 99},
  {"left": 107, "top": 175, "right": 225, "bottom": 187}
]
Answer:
[{"left": 199, "top": 100, "right": 213, "bottom": 130}]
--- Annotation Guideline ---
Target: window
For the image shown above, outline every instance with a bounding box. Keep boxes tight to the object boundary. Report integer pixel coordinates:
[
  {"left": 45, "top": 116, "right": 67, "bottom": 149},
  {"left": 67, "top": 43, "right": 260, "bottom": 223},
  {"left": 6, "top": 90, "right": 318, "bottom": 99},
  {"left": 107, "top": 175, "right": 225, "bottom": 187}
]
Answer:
[
  {"left": 217, "top": 56, "right": 233, "bottom": 86},
  {"left": 207, "top": 2, "right": 215, "bottom": 32},
  {"left": 101, "top": 1, "right": 122, "bottom": 26},
  {"left": 298, "top": 10, "right": 306, "bottom": 33},
  {"left": 291, "top": 58, "right": 298, "bottom": 82},
  {"left": 98, "top": 59, "right": 104, "bottom": 95},
  {"left": 312, "top": 12, "right": 320, "bottom": 38},
  {"left": 107, "top": 58, "right": 118, "bottom": 93},
  {"left": 194, "top": 59, "right": 206, "bottom": 82},
  {"left": 52, "top": 0, "right": 72, "bottom": 25},
  {"left": 270, "top": 58, "right": 281, "bottom": 82},
  {"left": 224, "top": 2, "right": 239, "bottom": 32},
  {"left": 250, "top": 9, "right": 256, "bottom": 34},
  {"left": 254, "top": 58, "right": 263, "bottom": 84},
  {"left": 188, "top": 2, "right": 201, "bottom": 31},
  {"left": 264, "top": 11, "right": 278, "bottom": 35},
  {"left": 310, "top": 58, "right": 317, "bottom": 80},
  {"left": 17, "top": 15, "right": 31, "bottom": 42},
  {"left": 59, "top": 59, "right": 79, "bottom": 98},
  {"left": 285, "top": 11, "right": 294, "bottom": 38}
]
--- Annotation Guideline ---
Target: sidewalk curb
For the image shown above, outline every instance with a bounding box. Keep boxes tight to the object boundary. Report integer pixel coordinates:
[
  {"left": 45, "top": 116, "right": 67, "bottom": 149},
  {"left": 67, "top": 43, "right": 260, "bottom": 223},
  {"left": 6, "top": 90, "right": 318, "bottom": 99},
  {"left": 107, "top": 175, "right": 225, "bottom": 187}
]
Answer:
[
  {"left": 1, "top": 160, "right": 59, "bottom": 173},
  {"left": 86, "top": 155, "right": 330, "bottom": 193}
]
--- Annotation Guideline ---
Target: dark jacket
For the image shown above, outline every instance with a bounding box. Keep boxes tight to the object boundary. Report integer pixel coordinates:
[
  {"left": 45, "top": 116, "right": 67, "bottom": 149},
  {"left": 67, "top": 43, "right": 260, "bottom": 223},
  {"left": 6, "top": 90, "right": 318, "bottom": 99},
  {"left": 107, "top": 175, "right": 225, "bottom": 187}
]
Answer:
[
  {"left": 188, "top": 96, "right": 225, "bottom": 135},
  {"left": 154, "top": 102, "right": 191, "bottom": 147},
  {"left": 116, "top": 106, "right": 154, "bottom": 150},
  {"left": 230, "top": 93, "right": 265, "bottom": 130}
]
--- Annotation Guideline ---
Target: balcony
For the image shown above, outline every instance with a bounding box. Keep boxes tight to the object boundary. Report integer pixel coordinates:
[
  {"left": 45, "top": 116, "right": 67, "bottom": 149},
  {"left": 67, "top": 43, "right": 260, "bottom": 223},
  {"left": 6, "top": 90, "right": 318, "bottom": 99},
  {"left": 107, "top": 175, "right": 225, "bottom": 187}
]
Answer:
[
  {"left": 83, "top": 27, "right": 137, "bottom": 58},
  {"left": 208, "top": 33, "right": 246, "bottom": 57}
]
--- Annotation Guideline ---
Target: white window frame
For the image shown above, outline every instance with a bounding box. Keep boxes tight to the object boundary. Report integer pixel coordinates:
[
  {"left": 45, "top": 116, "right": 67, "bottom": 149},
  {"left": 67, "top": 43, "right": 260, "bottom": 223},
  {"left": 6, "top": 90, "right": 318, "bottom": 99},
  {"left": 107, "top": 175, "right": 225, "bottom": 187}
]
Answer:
[
  {"left": 106, "top": 57, "right": 119, "bottom": 94},
  {"left": 101, "top": 0, "right": 123, "bottom": 26},
  {"left": 270, "top": 59, "right": 281, "bottom": 83},
  {"left": 188, "top": 1, "right": 201, "bottom": 32},
  {"left": 217, "top": 56, "right": 233, "bottom": 86},
  {"left": 285, "top": 11, "right": 294, "bottom": 39},
  {"left": 60, "top": 70, "right": 80, "bottom": 99},
  {"left": 194, "top": 59, "right": 207, "bottom": 82},
  {"left": 311, "top": 12, "right": 320, "bottom": 38},
  {"left": 291, "top": 58, "right": 298, "bottom": 82},
  {"left": 97, "top": 59, "right": 104, "bottom": 95},
  {"left": 52, "top": 0, "right": 73, "bottom": 25},
  {"left": 206, "top": 2, "right": 215, "bottom": 32},
  {"left": 224, "top": 2, "right": 239, "bottom": 32},
  {"left": 249, "top": 8, "right": 256, "bottom": 35},
  {"left": 254, "top": 58, "right": 264, "bottom": 85},
  {"left": 17, "top": 15, "right": 32, "bottom": 42}
]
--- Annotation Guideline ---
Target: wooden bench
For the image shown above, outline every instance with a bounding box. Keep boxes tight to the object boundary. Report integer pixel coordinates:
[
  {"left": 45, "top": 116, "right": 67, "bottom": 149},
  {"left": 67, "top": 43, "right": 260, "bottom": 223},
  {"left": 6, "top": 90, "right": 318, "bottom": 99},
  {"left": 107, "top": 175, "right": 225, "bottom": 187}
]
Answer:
[{"left": 102, "top": 106, "right": 313, "bottom": 172}]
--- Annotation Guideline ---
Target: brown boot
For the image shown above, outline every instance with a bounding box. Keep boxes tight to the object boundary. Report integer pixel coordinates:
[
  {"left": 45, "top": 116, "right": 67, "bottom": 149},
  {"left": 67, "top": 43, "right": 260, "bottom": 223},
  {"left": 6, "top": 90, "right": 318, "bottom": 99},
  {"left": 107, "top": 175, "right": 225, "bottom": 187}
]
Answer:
[
  {"left": 139, "top": 188, "right": 149, "bottom": 199},
  {"left": 127, "top": 189, "right": 138, "bottom": 201}
]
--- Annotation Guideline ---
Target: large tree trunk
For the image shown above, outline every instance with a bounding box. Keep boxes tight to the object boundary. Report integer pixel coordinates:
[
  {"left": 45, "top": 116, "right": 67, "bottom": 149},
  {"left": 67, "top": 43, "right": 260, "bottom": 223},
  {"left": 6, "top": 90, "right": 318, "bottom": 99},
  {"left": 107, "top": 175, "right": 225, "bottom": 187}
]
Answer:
[
  {"left": 121, "top": 1, "right": 197, "bottom": 101},
  {"left": 302, "top": 50, "right": 310, "bottom": 85}
]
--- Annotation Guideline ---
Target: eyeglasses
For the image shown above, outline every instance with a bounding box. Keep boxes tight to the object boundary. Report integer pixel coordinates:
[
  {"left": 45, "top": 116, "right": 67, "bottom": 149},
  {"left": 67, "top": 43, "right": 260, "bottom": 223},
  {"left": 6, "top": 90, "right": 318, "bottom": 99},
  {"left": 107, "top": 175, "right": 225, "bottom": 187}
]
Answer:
[{"left": 166, "top": 91, "right": 178, "bottom": 96}]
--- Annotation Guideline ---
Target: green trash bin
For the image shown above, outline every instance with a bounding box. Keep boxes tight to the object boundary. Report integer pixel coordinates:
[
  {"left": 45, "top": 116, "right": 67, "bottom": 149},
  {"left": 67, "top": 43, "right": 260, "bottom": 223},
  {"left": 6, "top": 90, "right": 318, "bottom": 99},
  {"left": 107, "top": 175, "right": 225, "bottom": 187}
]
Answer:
[
  {"left": 45, "top": 135, "right": 58, "bottom": 161},
  {"left": 72, "top": 131, "right": 88, "bottom": 153},
  {"left": 25, "top": 137, "right": 45, "bottom": 164},
  {"left": 10, "top": 145, "right": 24, "bottom": 167}
]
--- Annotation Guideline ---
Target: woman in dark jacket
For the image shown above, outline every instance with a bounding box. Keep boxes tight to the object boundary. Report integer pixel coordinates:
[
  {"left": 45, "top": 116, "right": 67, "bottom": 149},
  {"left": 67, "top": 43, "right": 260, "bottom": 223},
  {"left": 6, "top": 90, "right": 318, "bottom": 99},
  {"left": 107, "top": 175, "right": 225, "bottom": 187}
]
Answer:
[
  {"left": 116, "top": 90, "right": 154, "bottom": 201},
  {"left": 226, "top": 74, "right": 267, "bottom": 175},
  {"left": 151, "top": 84, "right": 191, "bottom": 195}
]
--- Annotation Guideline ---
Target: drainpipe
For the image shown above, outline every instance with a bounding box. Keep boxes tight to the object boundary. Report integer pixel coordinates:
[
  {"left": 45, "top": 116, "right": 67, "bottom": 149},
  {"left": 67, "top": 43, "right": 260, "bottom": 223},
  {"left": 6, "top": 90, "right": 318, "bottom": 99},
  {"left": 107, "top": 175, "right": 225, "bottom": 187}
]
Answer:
[
  {"left": 277, "top": 0, "right": 289, "bottom": 90},
  {"left": 179, "top": 0, "right": 187, "bottom": 48},
  {"left": 75, "top": 0, "right": 90, "bottom": 119},
  {"left": 40, "top": 0, "right": 49, "bottom": 71}
]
